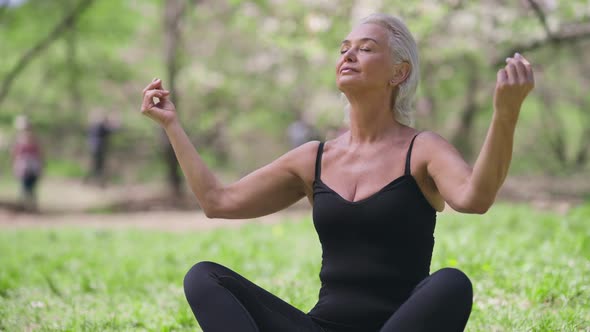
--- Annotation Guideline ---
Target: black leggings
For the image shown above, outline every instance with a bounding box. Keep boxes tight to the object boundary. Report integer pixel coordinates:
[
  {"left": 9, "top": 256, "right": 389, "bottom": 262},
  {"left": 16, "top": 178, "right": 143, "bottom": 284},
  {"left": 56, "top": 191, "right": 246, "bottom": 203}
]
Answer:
[{"left": 184, "top": 261, "right": 472, "bottom": 332}]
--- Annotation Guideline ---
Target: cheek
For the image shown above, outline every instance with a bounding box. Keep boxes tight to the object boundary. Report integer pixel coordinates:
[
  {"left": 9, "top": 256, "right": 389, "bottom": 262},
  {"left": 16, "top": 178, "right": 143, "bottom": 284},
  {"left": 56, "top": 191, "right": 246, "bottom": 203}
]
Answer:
[
  {"left": 366, "top": 58, "right": 392, "bottom": 79},
  {"left": 335, "top": 57, "right": 345, "bottom": 72}
]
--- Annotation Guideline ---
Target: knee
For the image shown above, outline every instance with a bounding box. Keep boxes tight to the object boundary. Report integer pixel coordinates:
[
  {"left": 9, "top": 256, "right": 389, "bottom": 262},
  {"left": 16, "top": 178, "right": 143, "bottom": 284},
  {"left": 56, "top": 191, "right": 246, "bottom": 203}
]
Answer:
[
  {"left": 436, "top": 267, "right": 473, "bottom": 305},
  {"left": 183, "top": 261, "right": 223, "bottom": 303}
]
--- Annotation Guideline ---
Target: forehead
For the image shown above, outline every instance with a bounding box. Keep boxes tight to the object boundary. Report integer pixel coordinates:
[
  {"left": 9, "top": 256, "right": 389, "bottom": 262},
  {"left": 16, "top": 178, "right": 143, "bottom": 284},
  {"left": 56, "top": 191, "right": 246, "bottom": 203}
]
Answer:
[{"left": 344, "top": 23, "right": 389, "bottom": 43}]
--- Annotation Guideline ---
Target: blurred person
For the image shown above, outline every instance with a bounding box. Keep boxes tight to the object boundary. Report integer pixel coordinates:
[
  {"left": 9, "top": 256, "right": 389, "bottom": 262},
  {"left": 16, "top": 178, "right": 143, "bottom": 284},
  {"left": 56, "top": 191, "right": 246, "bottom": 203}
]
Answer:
[
  {"left": 11, "top": 116, "right": 43, "bottom": 211},
  {"left": 287, "top": 115, "right": 320, "bottom": 148},
  {"left": 140, "top": 13, "right": 534, "bottom": 332},
  {"left": 326, "top": 124, "right": 349, "bottom": 141},
  {"left": 85, "top": 111, "right": 119, "bottom": 186}
]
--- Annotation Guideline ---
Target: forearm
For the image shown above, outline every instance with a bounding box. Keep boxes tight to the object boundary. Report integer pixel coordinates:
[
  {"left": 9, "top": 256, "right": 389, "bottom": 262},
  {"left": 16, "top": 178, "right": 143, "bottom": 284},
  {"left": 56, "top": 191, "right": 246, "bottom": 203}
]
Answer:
[
  {"left": 468, "top": 110, "right": 518, "bottom": 209},
  {"left": 140, "top": 78, "right": 310, "bottom": 219},
  {"left": 163, "top": 121, "right": 224, "bottom": 214},
  {"left": 436, "top": 53, "right": 533, "bottom": 214}
]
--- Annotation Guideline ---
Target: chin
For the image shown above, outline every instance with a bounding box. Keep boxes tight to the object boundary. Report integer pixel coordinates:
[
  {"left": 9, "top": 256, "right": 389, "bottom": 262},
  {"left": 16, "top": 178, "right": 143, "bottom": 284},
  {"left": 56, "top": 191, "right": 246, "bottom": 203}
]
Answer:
[{"left": 337, "top": 79, "right": 363, "bottom": 92}]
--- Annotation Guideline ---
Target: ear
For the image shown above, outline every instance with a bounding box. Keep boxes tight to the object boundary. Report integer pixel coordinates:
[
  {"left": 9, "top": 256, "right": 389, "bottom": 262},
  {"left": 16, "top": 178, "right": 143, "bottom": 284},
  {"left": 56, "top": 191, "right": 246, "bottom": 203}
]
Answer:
[{"left": 390, "top": 62, "right": 411, "bottom": 86}]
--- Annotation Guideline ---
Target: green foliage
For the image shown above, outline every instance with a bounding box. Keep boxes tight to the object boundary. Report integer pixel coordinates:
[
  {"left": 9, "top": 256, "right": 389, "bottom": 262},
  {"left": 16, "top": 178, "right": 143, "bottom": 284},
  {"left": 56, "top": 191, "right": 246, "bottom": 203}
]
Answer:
[
  {"left": 1, "top": 0, "right": 590, "bottom": 177},
  {"left": 0, "top": 204, "right": 589, "bottom": 331},
  {"left": 44, "top": 159, "right": 86, "bottom": 178}
]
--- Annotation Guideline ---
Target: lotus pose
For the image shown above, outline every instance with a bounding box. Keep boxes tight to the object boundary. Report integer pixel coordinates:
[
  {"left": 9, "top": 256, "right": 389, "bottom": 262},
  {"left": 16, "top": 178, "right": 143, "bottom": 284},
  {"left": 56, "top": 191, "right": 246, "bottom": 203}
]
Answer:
[{"left": 140, "top": 13, "right": 534, "bottom": 332}]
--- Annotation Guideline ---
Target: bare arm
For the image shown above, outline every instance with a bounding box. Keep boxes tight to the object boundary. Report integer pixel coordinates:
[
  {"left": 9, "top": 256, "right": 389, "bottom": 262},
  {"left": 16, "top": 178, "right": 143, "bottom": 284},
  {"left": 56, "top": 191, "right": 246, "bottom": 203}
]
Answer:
[
  {"left": 140, "top": 79, "right": 310, "bottom": 219},
  {"left": 426, "top": 53, "right": 535, "bottom": 214},
  {"left": 164, "top": 120, "right": 311, "bottom": 218}
]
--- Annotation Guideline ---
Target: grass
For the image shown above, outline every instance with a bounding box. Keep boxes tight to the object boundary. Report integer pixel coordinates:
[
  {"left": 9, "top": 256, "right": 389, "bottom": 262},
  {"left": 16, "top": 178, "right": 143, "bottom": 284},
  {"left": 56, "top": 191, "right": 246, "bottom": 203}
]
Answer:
[{"left": 0, "top": 203, "right": 589, "bottom": 331}]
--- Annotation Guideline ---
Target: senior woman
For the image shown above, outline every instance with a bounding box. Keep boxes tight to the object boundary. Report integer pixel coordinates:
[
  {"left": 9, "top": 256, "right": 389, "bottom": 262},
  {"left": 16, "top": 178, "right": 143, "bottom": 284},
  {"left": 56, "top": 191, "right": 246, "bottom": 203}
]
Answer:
[{"left": 140, "top": 13, "right": 534, "bottom": 332}]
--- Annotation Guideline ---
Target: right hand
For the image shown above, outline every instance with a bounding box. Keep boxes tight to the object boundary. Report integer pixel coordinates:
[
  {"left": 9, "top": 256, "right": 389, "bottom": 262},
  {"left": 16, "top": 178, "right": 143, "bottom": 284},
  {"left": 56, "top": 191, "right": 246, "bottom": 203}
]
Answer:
[{"left": 141, "top": 78, "right": 177, "bottom": 128}]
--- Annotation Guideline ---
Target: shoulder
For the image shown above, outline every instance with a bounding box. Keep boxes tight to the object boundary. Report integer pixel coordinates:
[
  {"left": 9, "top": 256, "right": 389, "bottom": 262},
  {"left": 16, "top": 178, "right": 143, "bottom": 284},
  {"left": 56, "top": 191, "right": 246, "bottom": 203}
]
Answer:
[
  {"left": 284, "top": 140, "right": 322, "bottom": 157},
  {"left": 414, "top": 131, "right": 448, "bottom": 145},
  {"left": 278, "top": 141, "right": 322, "bottom": 194},
  {"left": 410, "top": 131, "right": 464, "bottom": 174},
  {"left": 414, "top": 131, "right": 458, "bottom": 156},
  {"left": 277, "top": 141, "right": 322, "bottom": 170},
  {"left": 413, "top": 131, "right": 468, "bottom": 181}
]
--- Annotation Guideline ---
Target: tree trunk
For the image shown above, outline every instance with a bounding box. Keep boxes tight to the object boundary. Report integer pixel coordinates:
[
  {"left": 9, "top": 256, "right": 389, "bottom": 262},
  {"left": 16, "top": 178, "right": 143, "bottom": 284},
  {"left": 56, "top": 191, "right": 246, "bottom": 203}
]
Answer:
[
  {"left": 538, "top": 85, "right": 568, "bottom": 169},
  {"left": 450, "top": 56, "right": 480, "bottom": 160},
  {"left": 161, "top": 0, "right": 186, "bottom": 196},
  {"left": 0, "top": 0, "right": 95, "bottom": 108},
  {"left": 65, "top": 6, "right": 83, "bottom": 124}
]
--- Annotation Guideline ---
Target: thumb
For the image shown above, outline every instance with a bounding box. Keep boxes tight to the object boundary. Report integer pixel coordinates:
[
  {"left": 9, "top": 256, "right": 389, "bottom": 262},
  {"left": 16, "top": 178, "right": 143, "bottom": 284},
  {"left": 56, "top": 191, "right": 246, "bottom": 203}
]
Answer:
[{"left": 149, "top": 105, "right": 165, "bottom": 113}]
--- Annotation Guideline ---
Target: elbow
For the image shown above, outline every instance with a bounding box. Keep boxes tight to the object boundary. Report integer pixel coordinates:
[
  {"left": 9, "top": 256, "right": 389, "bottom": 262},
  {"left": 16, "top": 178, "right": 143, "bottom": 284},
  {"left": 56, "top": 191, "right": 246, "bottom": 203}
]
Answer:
[
  {"left": 202, "top": 204, "right": 232, "bottom": 219},
  {"left": 199, "top": 191, "right": 225, "bottom": 219},
  {"left": 202, "top": 207, "right": 219, "bottom": 219},
  {"left": 453, "top": 203, "right": 490, "bottom": 215},
  {"left": 453, "top": 196, "right": 495, "bottom": 215},
  {"left": 199, "top": 190, "right": 239, "bottom": 219},
  {"left": 466, "top": 203, "right": 491, "bottom": 215},
  {"left": 201, "top": 200, "right": 229, "bottom": 219}
]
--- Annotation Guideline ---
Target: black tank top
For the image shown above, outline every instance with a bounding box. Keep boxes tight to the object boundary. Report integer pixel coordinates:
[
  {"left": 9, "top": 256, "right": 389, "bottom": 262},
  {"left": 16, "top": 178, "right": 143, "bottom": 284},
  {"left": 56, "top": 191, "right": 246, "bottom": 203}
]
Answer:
[{"left": 308, "top": 134, "right": 437, "bottom": 331}]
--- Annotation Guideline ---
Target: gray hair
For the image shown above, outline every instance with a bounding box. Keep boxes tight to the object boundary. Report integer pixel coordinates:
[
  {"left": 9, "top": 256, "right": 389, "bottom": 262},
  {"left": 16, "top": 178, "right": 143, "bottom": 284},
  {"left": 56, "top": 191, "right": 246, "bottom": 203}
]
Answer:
[{"left": 344, "top": 14, "right": 420, "bottom": 126}]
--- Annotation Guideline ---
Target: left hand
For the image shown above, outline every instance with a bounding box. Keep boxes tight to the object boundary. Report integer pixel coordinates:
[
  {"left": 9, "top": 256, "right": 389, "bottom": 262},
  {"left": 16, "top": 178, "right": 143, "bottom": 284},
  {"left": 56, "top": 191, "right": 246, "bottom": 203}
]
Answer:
[{"left": 493, "top": 52, "right": 535, "bottom": 121}]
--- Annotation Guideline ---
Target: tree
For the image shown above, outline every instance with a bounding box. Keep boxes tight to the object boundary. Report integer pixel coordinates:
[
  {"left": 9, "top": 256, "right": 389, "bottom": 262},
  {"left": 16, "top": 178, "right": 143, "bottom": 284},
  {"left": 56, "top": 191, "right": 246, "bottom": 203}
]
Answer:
[
  {"left": 0, "top": 0, "right": 95, "bottom": 109},
  {"left": 161, "top": 0, "right": 188, "bottom": 196}
]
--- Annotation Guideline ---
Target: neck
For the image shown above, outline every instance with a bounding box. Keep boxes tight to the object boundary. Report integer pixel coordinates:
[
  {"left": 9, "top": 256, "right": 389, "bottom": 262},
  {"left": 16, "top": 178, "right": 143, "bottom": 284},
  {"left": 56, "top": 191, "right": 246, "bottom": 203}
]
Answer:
[{"left": 345, "top": 88, "right": 404, "bottom": 144}]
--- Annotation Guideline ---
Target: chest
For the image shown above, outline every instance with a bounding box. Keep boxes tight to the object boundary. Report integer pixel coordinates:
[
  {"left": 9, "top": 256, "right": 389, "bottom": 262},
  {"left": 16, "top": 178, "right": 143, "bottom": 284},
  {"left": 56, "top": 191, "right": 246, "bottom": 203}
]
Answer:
[
  {"left": 319, "top": 150, "right": 407, "bottom": 203},
  {"left": 313, "top": 177, "right": 436, "bottom": 242}
]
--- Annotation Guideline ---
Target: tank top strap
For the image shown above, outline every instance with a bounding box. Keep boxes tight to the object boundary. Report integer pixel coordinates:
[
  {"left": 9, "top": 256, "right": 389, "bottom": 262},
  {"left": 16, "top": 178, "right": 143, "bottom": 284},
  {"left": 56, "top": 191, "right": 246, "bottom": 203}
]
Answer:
[
  {"left": 404, "top": 133, "right": 421, "bottom": 176},
  {"left": 315, "top": 142, "right": 325, "bottom": 180}
]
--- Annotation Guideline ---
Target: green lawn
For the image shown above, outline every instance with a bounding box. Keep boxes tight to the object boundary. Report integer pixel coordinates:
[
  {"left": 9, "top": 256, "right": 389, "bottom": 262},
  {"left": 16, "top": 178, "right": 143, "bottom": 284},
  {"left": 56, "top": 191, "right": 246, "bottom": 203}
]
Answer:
[{"left": 1, "top": 203, "right": 589, "bottom": 331}]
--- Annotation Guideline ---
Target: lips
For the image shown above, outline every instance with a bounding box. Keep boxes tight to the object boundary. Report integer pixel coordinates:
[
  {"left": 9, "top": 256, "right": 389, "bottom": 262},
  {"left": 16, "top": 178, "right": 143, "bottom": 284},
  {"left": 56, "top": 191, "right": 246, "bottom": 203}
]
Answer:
[{"left": 340, "top": 67, "right": 359, "bottom": 74}]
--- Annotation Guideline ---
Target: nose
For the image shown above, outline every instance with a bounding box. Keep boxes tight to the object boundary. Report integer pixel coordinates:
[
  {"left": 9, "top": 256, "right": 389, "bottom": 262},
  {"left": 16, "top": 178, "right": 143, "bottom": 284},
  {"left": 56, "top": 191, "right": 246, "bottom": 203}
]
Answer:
[{"left": 342, "top": 48, "right": 357, "bottom": 62}]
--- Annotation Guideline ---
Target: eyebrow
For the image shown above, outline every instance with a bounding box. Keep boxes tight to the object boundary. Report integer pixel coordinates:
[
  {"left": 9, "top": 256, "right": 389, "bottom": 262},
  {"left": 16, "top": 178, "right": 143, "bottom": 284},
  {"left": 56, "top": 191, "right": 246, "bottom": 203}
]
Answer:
[{"left": 341, "top": 37, "right": 380, "bottom": 45}]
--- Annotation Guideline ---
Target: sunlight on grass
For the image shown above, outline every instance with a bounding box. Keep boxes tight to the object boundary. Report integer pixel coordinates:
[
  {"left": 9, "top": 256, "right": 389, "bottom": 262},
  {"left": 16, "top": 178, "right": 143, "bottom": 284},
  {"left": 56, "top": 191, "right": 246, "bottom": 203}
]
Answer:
[{"left": 0, "top": 204, "right": 588, "bottom": 331}]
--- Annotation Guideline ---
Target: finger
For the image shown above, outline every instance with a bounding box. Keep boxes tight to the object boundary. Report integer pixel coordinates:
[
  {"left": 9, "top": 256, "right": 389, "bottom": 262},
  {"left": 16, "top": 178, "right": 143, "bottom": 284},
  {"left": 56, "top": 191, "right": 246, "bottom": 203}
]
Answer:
[
  {"left": 142, "top": 90, "right": 157, "bottom": 111},
  {"left": 515, "top": 53, "right": 535, "bottom": 83},
  {"left": 523, "top": 61, "right": 534, "bottom": 84},
  {"left": 141, "top": 93, "right": 153, "bottom": 112},
  {"left": 143, "top": 80, "right": 159, "bottom": 95},
  {"left": 515, "top": 52, "right": 530, "bottom": 66},
  {"left": 513, "top": 60, "right": 527, "bottom": 84},
  {"left": 526, "top": 64, "right": 534, "bottom": 85},
  {"left": 497, "top": 68, "right": 508, "bottom": 86},
  {"left": 153, "top": 79, "right": 164, "bottom": 91},
  {"left": 142, "top": 78, "right": 162, "bottom": 95},
  {"left": 147, "top": 90, "right": 170, "bottom": 104},
  {"left": 513, "top": 53, "right": 529, "bottom": 83},
  {"left": 505, "top": 62, "right": 517, "bottom": 85},
  {"left": 153, "top": 90, "right": 170, "bottom": 104},
  {"left": 142, "top": 90, "right": 170, "bottom": 111}
]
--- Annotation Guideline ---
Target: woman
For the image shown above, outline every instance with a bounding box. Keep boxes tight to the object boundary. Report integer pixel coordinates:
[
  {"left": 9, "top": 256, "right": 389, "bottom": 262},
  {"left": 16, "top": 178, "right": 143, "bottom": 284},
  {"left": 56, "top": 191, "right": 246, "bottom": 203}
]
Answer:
[
  {"left": 140, "top": 13, "right": 534, "bottom": 332},
  {"left": 12, "top": 118, "right": 43, "bottom": 211}
]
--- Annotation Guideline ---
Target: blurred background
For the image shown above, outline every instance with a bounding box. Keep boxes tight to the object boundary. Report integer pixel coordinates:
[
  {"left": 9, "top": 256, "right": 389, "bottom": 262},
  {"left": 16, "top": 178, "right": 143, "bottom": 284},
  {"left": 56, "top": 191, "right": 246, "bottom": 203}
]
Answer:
[
  {"left": 1, "top": 1, "right": 590, "bottom": 331},
  {"left": 1, "top": 0, "right": 589, "bottom": 214}
]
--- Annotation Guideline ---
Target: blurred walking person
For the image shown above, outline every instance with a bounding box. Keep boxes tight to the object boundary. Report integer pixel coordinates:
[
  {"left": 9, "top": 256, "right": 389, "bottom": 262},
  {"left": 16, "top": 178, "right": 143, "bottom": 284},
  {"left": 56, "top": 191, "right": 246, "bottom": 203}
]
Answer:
[
  {"left": 11, "top": 116, "right": 43, "bottom": 211},
  {"left": 287, "top": 115, "right": 320, "bottom": 148},
  {"left": 85, "top": 112, "right": 119, "bottom": 186}
]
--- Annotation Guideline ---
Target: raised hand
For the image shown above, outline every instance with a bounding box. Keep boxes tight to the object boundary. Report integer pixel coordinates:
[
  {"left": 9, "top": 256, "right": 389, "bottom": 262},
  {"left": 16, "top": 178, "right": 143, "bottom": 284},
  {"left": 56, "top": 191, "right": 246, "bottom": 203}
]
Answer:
[
  {"left": 493, "top": 53, "right": 535, "bottom": 122},
  {"left": 141, "top": 78, "right": 177, "bottom": 128}
]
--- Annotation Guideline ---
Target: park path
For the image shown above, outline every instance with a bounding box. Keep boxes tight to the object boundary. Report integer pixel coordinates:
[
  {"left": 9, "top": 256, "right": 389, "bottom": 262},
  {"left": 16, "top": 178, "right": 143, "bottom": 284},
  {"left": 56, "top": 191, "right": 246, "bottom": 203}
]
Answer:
[
  {"left": 0, "top": 177, "right": 314, "bottom": 230},
  {"left": 0, "top": 208, "right": 312, "bottom": 231},
  {"left": 0, "top": 175, "right": 584, "bottom": 230}
]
